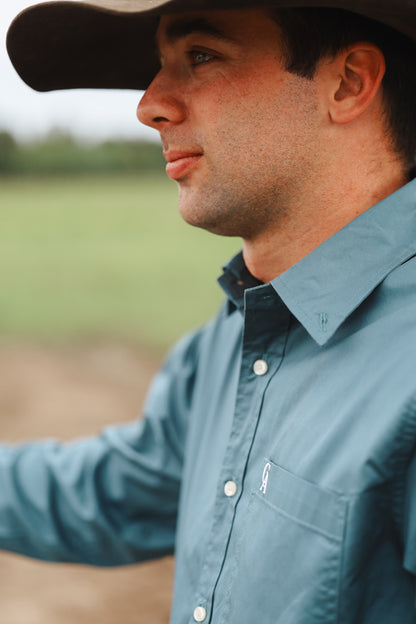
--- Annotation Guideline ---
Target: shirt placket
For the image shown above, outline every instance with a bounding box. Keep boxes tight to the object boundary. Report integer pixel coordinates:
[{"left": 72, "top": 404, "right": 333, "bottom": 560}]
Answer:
[{"left": 188, "top": 285, "right": 291, "bottom": 624}]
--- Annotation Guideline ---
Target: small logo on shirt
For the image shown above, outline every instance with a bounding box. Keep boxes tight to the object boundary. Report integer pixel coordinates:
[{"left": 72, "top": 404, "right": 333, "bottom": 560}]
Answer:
[{"left": 259, "top": 462, "right": 271, "bottom": 495}]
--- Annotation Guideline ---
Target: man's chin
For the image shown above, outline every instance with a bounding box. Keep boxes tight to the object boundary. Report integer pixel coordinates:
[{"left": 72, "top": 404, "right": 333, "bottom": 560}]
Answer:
[
  {"left": 177, "top": 202, "right": 241, "bottom": 238},
  {"left": 177, "top": 204, "right": 217, "bottom": 232}
]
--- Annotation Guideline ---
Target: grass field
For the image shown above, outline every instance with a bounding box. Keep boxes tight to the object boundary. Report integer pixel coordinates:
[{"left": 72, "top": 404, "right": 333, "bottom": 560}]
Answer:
[{"left": 0, "top": 174, "right": 240, "bottom": 350}]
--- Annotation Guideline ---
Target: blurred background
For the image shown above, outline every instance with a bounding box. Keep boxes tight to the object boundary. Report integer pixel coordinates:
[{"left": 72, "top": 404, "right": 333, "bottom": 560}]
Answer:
[{"left": 0, "top": 2, "right": 240, "bottom": 622}]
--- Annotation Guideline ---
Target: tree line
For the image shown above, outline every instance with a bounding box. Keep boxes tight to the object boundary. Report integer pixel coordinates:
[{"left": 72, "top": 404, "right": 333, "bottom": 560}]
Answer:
[{"left": 0, "top": 131, "right": 165, "bottom": 176}]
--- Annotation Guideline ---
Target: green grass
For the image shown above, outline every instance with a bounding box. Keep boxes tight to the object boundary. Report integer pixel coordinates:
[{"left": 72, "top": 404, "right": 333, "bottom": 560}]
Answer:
[{"left": 0, "top": 175, "right": 240, "bottom": 350}]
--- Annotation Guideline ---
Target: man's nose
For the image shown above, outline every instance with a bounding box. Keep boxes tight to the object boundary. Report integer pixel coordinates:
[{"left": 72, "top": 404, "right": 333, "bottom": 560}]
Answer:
[{"left": 137, "top": 70, "right": 186, "bottom": 130}]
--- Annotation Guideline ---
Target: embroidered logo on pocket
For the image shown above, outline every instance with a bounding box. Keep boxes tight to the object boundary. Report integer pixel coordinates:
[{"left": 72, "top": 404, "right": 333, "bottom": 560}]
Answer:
[{"left": 259, "top": 462, "right": 271, "bottom": 495}]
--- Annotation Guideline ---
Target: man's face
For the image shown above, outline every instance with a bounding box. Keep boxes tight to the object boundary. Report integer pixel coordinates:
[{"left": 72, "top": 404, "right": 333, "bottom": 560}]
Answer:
[{"left": 137, "top": 9, "right": 323, "bottom": 239}]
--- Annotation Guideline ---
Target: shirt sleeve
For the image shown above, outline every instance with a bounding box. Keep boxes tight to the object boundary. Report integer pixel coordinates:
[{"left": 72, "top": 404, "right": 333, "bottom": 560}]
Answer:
[
  {"left": 0, "top": 330, "right": 200, "bottom": 567},
  {"left": 397, "top": 393, "right": 416, "bottom": 576},
  {"left": 403, "top": 449, "right": 416, "bottom": 576}
]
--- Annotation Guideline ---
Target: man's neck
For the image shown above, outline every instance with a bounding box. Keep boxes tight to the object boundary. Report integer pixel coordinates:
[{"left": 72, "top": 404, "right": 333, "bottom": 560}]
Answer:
[{"left": 243, "top": 164, "right": 409, "bottom": 284}]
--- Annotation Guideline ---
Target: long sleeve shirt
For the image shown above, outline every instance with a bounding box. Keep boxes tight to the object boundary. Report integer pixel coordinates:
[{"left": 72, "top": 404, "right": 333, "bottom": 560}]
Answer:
[{"left": 2, "top": 179, "right": 416, "bottom": 623}]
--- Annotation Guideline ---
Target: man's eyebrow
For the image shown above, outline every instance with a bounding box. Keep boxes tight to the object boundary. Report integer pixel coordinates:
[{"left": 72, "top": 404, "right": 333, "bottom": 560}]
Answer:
[{"left": 161, "top": 17, "right": 234, "bottom": 45}]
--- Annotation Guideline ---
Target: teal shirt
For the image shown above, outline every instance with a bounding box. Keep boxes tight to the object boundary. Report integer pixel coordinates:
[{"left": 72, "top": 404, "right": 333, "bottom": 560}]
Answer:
[{"left": 1, "top": 179, "right": 416, "bottom": 623}]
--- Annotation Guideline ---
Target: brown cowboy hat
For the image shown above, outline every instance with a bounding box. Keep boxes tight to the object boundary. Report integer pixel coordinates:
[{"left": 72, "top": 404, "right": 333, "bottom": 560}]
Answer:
[{"left": 6, "top": 0, "right": 416, "bottom": 92}]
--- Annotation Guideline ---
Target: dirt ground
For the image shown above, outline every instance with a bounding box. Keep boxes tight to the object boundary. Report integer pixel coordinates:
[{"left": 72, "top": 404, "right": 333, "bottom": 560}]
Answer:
[{"left": 0, "top": 341, "right": 174, "bottom": 624}]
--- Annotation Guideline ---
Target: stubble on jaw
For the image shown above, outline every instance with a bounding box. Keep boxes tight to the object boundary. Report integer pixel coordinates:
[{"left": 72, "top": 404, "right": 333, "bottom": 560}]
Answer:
[
  {"left": 176, "top": 176, "right": 286, "bottom": 239},
  {"left": 174, "top": 86, "right": 322, "bottom": 241}
]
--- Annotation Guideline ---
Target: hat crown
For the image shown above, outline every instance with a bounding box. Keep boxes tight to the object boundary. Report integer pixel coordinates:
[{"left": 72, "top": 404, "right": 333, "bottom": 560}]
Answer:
[{"left": 6, "top": 0, "right": 416, "bottom": 92}]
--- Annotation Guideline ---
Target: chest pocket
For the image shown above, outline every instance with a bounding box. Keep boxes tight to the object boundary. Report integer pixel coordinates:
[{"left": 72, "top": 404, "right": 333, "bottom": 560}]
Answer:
[{"left": 226, "top": 460, "right": 347, "bottom": 624}]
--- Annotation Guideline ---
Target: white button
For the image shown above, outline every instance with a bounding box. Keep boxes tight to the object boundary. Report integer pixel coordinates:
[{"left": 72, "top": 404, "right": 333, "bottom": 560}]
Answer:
[
  {"left": 193, "top": 606, "right": 207, "bottom": 622},
  {"left": 224, "top": 480, "right": 238, "bottom": 497},
  {"left": 253, "top": 359, "right": 268, "bottom": 376}
]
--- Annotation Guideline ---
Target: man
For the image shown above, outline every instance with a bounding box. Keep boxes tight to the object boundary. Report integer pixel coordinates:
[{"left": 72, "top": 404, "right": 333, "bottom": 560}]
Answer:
[{"left": 4, "top": 1, "right": 416, "bottom": 622}]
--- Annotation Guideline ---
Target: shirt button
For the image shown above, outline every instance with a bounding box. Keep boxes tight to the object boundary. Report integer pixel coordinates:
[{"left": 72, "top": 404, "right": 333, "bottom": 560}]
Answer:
[
  {"left": 224, "top": 480, "right": 238, "bottom": 497},
  {"left": 253, "top": 359, "right": 268, "bottom": 376},
  {"left": 193, "top": 606, "right": 207, "bottom": 622}
]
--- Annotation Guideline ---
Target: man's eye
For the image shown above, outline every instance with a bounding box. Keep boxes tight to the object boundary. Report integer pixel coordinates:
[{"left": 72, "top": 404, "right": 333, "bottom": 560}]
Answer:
[{"left": 189, "top": 51, "right": 215, "bottom": 66}]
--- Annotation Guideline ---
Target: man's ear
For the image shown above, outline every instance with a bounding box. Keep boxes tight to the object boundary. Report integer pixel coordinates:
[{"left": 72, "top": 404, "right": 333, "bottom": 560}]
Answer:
[{"left": 328, "top": 43, "right": 386, "bottom": 124}]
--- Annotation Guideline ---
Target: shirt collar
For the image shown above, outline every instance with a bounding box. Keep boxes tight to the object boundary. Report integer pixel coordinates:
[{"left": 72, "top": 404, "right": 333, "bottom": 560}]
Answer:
[
  {"left": 218, "top": 251, "right": 263, "bottom": 314},
  {"left": 219, "top": 178, "right": 416, "bottom": 346}
]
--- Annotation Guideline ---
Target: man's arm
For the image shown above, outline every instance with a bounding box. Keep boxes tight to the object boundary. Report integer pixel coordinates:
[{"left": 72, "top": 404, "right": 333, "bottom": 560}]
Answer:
[{"left": 0, "top": 330, "right": 199, "bottom": 566}]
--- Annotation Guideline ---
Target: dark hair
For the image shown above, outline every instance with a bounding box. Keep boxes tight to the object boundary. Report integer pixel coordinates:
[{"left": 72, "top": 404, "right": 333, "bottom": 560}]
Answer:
[{"left": 271, "top": 8, "right": 416, "bottom": 177}]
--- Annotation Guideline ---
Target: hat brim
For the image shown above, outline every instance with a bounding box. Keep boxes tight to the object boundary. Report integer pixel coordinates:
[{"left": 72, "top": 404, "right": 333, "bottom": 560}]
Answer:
[{"left": 6, "top": 0, "right": 416, "bottom": 92}]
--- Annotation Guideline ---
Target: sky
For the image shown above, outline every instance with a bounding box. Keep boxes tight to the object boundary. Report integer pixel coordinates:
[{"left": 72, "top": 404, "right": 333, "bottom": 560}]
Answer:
[{"left": 0, "top": 0, "right": 159, "bottom": 142}]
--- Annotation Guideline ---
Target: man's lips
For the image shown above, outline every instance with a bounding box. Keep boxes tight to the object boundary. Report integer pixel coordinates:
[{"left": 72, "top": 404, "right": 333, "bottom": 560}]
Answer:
[{"left": 164, "top": 150, "right": 203, "bottom": 180}]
